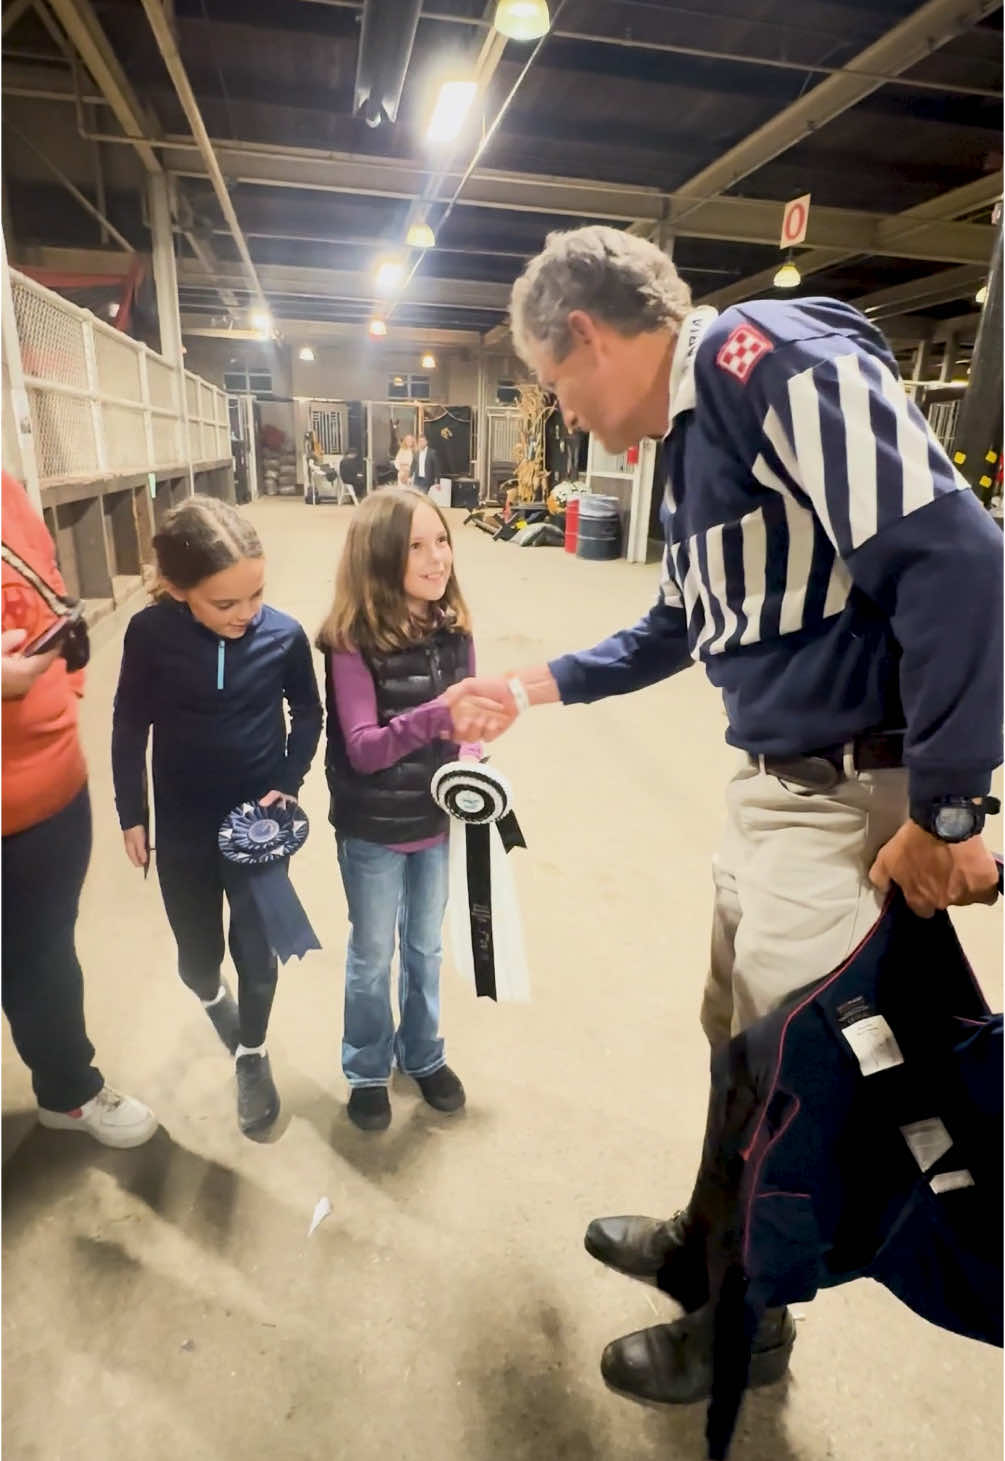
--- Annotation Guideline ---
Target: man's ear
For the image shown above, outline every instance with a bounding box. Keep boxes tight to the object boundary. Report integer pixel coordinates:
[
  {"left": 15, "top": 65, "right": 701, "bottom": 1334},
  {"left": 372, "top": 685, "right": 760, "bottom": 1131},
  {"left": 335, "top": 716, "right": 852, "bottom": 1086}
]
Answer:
[{"left": 567, "top": 310, "right": 599, "bottom": 349}]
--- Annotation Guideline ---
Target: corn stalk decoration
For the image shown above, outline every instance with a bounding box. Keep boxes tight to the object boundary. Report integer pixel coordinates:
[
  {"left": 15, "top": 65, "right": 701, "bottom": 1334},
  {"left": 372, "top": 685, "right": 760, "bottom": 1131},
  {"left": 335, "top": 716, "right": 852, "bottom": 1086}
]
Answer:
[{"left": 512, "top": 383, "right": 554, "bottom": 503}]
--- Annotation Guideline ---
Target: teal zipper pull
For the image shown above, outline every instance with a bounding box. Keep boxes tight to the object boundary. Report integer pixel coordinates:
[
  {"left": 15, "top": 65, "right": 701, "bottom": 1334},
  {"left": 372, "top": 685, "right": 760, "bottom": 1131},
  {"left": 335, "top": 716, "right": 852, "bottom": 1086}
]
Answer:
[{"left": 217, "top": 638, "right": 225, "bottom": 690}]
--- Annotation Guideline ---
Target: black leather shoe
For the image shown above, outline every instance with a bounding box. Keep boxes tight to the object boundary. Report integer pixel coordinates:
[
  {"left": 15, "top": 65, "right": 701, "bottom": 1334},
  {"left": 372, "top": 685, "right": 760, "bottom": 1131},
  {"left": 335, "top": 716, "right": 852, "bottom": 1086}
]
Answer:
[
  {"left": 585, "top": 1213, "right": 687, "bottom": 1277},
  {"left": 416, "top": 1065, "right": 466, "bottom": 1113},
  {"left": 601, "top": 1305, "right": 796, "bottom": 1407},
  {"left": 235, "top": 1053, "right": 280, "bottom": 1136},
  {"left": 348, "top": 1086, "right": 391, "bottom": 1131}
]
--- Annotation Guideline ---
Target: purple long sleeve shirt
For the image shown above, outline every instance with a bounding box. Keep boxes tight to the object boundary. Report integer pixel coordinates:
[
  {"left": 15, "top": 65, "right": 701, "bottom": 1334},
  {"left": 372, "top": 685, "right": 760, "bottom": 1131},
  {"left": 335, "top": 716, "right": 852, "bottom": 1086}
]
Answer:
[{"left": 330, "top": 642, "right": 479, "bottom": 853}]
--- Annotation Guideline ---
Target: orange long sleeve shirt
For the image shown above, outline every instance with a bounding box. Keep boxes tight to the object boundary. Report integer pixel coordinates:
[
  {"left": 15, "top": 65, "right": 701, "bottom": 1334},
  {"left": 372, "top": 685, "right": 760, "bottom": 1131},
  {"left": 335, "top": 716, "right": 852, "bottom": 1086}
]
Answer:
[{"left": 2, "top": 471, "right": 87, "bottom": 836}]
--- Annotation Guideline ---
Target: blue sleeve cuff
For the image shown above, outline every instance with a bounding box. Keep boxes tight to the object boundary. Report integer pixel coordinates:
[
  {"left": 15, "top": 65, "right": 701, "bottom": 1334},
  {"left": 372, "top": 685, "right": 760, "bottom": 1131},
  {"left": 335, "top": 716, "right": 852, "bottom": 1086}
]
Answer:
[{"left": 908, "top": 766, "right": 994, "bottom": 802}]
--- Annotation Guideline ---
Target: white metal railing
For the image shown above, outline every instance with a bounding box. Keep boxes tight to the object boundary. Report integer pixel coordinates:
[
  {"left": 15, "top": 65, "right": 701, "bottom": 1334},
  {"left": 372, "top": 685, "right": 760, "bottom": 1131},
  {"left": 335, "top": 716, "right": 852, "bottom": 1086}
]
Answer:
[{"left": 7, "top": 268, "right": 229, "bottom": 486}]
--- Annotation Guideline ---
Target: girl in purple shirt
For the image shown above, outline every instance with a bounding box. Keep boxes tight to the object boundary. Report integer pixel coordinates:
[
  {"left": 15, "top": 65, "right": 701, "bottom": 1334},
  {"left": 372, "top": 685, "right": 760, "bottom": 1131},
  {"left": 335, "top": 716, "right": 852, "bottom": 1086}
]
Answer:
[{"left": 317, "top": 489, "right": 486, "bottom": 1131}]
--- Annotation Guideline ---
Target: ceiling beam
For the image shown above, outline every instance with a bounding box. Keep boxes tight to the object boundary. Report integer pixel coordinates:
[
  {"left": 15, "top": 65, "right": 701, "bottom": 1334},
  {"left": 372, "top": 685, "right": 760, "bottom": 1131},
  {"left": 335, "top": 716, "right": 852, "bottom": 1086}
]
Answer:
[
  {"left": 2, "top": 0, "right": 35, "bottom": 36},
  {"left": 180, "top": 315, "right": 483, "bottom": 347},
  {"left": 22, "top": 248, "right": 510, "bottom": 312},
  {"left": 138, "top": 0, "right": 268, "bottom": 318},
  {"left": 699, "top": 174, "right": 1002, "bottom": 309},
  {"left": 629, "top": 0, "right": 1001, "bottom": 241},
  {"left": 178, "top": 258, "right": 511, "bottom": 311},
  {"left": 153, "top": 139, "right": 995, "bottom": 264},
  {"left": 44, "top": 0, "right": 162, "bottom": 174},
  {"left": 853, "top": 264, "right": 988, "bottom": 319}
]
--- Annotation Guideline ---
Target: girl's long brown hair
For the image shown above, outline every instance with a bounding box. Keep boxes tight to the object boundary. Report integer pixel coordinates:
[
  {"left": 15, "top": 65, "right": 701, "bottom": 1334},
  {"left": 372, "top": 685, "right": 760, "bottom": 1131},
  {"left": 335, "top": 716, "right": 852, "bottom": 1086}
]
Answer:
[{"left": 316, "top": 488, "right": 471, "bottom": 655}]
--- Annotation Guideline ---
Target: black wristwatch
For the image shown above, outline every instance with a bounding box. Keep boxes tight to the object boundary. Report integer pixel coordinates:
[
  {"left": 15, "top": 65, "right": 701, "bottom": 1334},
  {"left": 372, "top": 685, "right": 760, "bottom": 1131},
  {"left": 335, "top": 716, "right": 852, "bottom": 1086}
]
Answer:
[{"left": 910, "top": 795, "right": 1001, "bottom": 844}]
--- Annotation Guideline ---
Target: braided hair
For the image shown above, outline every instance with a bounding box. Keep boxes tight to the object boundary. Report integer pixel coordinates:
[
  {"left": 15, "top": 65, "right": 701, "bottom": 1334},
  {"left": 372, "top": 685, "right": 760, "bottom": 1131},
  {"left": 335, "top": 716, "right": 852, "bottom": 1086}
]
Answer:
[{"left": 151, "top": 495, "right": 262, "bottom": 592}]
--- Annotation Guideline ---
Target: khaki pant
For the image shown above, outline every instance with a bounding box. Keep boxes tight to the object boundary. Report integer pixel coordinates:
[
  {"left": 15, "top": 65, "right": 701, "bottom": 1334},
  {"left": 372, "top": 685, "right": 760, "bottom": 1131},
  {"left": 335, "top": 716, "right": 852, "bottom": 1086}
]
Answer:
[{"left": 701, "top": 755, "right": 909, "bottom": 1047}]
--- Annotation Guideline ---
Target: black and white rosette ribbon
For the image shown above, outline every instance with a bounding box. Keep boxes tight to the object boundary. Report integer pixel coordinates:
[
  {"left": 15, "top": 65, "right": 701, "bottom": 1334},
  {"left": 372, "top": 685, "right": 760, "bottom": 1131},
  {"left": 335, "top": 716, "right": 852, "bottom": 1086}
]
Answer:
[
  {"left": 431, "top": 762, "right": 530, "bottom": 1003},
  {"left": 218, "top": 799, "right": 321, "bottom": 963}
]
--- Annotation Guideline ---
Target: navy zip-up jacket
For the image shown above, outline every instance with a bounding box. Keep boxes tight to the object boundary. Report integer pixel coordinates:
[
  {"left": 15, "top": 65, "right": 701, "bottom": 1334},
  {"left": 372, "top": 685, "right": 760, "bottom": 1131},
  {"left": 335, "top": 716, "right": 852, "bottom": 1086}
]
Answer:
[
  {"left": 112, "top": 599, "right": 322, "bottom": 841},
  {"left": 550, "top": 300, "right": 1003, "bottom": 802},
  {"left": 686, "top": 882, "right": 1002, "bottom": 1458}
]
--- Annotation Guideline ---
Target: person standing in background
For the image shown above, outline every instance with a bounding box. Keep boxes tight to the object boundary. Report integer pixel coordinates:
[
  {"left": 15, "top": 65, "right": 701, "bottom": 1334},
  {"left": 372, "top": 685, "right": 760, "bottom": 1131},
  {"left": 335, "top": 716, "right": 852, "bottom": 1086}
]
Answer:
[
  {"left": 394, "top": 433, "right": 416, "bottom": 484},
  {"left": 1, "top": 470, "right": 158, "bottom": 1148},
  {"left": 412, "top": 435, "right": 441, "bottom": 492}
]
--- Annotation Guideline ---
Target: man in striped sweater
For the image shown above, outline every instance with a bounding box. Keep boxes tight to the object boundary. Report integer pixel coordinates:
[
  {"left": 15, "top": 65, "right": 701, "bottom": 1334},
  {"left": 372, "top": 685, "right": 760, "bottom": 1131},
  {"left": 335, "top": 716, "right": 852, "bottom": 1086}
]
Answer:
[{"left": 448, "top": 226, "right": 1003, "bottom": 1400}]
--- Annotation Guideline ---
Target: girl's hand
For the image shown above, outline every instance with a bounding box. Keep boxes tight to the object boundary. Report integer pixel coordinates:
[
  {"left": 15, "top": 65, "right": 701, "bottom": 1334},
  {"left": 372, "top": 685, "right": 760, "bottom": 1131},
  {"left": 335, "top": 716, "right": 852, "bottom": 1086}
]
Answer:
[
  {"left": 123, "top": 826, "right": 148, "bottom": 868},
  {"left": 259, "top": 789, "right": 293, "bottom": 808}
]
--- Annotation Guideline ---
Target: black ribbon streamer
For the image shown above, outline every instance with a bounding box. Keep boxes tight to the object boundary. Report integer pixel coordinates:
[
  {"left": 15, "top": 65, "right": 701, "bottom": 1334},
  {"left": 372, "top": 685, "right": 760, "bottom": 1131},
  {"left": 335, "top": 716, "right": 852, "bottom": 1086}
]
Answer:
[{"left": 218, "top": 800, "right": 320, "bottom": 964}]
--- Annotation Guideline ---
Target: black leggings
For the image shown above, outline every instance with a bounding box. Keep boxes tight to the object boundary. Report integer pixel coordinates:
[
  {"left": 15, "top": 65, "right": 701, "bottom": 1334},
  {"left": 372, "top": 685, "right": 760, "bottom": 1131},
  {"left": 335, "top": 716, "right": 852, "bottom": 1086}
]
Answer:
[
  {"left": 1, "top": 786, "right": 104, "bottom": 1112},
  {"left": 156, "top": 836, "right": 280, "bottom": 1048}
]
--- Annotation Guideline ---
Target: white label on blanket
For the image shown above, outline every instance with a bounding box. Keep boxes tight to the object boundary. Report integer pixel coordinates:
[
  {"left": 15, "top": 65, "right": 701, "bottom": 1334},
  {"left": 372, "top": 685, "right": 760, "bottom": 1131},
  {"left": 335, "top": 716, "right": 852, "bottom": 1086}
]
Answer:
[
  {"left": 900, "top": 1117, "right": 953, "bottom": 1173},
  {"left": 840, "top": 1013, "right": 904, "bottom": 1076},
  {"left": 930, "top": 1169, "right": 975, "bottom": 1195}
]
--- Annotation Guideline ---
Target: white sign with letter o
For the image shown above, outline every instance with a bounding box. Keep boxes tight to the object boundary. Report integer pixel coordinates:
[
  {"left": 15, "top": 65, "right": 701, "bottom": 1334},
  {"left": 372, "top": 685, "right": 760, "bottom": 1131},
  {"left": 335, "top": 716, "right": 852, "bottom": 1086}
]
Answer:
[{"left": 780, "top": 194, "right": 811, "bottom": 248}]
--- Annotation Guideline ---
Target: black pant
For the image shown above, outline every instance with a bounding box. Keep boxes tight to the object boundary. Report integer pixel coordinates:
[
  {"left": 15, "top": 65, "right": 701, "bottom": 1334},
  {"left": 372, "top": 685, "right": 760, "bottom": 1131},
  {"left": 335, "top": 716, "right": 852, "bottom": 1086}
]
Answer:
[
  {"left": 156, "top": 834, "right": 279, "bottom": 1048},
  {"left": 1, "top": 786, "right": 105, "bottom": 1112}
]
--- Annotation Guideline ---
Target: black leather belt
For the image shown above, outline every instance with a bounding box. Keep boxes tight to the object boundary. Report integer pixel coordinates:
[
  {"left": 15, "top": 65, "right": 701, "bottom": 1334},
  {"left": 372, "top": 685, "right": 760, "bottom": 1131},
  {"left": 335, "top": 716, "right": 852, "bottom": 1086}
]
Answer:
[{"left": 749, "top": 731, "right": 905, "bottom": 792}]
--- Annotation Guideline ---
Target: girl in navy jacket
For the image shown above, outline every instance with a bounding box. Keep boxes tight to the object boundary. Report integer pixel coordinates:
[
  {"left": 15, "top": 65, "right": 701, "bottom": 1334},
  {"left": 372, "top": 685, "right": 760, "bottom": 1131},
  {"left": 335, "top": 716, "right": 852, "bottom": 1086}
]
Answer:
[{"left": 112, "top": 496, "right": 321, "bottom": 1135}]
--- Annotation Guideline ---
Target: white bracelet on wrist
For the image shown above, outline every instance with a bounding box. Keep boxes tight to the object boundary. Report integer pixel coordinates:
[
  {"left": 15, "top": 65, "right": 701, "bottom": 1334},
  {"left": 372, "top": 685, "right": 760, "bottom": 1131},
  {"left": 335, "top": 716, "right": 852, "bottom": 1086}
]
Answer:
[{"left": 507, "top": 676, "right": 531, "bottom": 716}]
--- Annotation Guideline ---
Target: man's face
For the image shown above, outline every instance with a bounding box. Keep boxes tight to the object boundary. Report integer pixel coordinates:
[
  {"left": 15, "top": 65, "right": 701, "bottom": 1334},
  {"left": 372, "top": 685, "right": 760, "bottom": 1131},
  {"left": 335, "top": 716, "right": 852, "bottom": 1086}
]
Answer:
[
  {"left": 524, "top": 312, "right": 672, "bottom": 453},
  {"left": 418, "top": 436, "right": 427, "bottom": 450}
]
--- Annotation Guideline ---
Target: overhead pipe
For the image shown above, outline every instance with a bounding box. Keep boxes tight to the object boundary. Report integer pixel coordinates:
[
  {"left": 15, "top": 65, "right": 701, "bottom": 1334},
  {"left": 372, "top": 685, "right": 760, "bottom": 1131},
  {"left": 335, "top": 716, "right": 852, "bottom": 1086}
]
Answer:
[{"left": 353, "top": 0, "right": 423, "bottom": 127}]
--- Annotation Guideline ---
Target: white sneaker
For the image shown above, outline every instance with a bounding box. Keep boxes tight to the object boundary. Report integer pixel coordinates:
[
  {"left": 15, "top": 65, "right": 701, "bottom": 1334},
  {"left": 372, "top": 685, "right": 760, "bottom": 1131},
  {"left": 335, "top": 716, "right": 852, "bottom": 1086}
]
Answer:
[{"left": 38, "top": 1085, "right": 158, "bottom": 1148}]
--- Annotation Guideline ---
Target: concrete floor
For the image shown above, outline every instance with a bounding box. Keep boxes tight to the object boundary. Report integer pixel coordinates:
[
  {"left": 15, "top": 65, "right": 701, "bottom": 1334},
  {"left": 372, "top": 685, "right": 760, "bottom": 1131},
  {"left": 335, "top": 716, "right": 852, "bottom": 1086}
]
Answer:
[{"left": 3, "top": 499, "right": 1002, "bottom": 1461}]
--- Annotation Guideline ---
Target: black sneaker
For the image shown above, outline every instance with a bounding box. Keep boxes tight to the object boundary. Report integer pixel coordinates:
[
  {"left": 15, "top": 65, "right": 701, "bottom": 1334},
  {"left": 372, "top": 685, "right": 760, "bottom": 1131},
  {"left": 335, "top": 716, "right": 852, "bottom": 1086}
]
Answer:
[
  {"left": 235, "top": 1053, "right": 280, "bottom": 1136},
  {"left": 416, "top": 1065, "right": 466, "bottom": 1113},
  {"left": 348, "top": 1086, "right": 391, "bottom": 1131},
  {"left": 204, "top": 985, "right": 241, "bottom": 1055}
]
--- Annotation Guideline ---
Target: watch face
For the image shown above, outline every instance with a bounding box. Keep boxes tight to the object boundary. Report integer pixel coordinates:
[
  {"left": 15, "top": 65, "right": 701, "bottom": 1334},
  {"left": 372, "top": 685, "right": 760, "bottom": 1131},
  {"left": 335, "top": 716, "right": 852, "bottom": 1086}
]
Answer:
[{"left": 934, "top": 805, "right": 976, "bottom": 840}]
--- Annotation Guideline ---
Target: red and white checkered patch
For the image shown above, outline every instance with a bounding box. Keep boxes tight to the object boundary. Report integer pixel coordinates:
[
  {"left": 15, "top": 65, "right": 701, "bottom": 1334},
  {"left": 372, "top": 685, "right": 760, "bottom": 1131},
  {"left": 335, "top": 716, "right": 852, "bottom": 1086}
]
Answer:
[{"left": 715, "top": 324, "right": 774, "bottom": 384}]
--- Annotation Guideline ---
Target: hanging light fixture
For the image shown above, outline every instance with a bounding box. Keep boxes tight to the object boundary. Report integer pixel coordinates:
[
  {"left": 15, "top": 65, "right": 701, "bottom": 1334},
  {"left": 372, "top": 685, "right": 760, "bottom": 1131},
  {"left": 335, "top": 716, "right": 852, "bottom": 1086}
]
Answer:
[
  {"left": 368, "top": 318, "right": 388, "bottom": 338},
  {"left": 251, "top": 310, "right": 272, "bottom": 334},
  {"left": 421, "top": 352, "right": 436, "bottom": 369},
  {"left": 493, "top": 0, "right": 550, "bottom": 41},
  {"left": 375, "top": 257, "right": 406, "bottom": 294},
  {"left": 773, "top": 255, "right": 801, "bottom": 289},
  {"left": 299, "top": 345, "right": 315, "bottom": 362},
  {"left": 407, "top": 221, "right": 436, "bottom": 249},
  {"left": 976, "top": 283, "right": 988, "bottom": 305},
  {"left": 426, "top": 79, "right": 477, "bottom": 144}
]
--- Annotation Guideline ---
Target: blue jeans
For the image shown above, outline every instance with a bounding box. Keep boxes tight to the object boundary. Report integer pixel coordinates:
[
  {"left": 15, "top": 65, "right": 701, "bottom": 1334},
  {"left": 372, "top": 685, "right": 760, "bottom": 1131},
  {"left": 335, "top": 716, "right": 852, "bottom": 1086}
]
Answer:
[{"left": 337, "top": 836, "right": 449, "bottom": 1086}]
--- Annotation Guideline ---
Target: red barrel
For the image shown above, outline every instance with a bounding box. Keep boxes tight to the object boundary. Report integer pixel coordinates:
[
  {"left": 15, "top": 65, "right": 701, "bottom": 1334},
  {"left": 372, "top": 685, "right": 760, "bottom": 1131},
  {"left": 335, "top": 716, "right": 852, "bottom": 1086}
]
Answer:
[{"left": 564, "top": 495, "right": 580, "bottom": 554}]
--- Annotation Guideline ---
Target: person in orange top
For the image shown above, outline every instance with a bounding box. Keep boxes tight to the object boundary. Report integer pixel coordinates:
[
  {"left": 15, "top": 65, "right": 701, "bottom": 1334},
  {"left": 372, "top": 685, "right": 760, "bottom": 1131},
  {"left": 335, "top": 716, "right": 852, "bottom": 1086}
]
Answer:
[{"left": 2, "top": 470, "right": 157, "bottom": 1146}]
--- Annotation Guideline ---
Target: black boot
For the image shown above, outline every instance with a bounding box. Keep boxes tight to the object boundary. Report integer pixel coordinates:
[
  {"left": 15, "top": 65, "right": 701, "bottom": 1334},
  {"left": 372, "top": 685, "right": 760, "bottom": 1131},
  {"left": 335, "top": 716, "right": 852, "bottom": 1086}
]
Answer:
[
  {"left": 601, "top": 1305, "right": 796, "bottom": 1406},
  {"left": 585, "top": 1211, "right": 709, "bottom": 1312},
  {"left": 416, "top": 1065, "right": 465, "bottom": 1113},
  {"left": 348, "top": 1086, "right": 391, "bottom": 1131},
  {"left": 235, "top": 1053, "right": 280, "bottom": 1136}
]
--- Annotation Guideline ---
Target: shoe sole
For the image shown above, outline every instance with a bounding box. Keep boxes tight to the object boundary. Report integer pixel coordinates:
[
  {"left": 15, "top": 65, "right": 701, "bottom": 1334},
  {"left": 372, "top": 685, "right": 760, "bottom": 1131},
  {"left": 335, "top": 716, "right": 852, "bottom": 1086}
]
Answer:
[
  {"left": 421, "top": 1095, "right": 465, "bottom": 1113},
  {"left": 601, "top": 1340, "right": 794, "bottom": 1409},
  {"left": 239, "top": 1099, "right": 280, "bottom": 1137},
  {"left": 37, "top": 1118, "right": 159, "bottom": 1149},
  {"left": 348, "top": 1108, "right": 391, "bottom": 1131}
]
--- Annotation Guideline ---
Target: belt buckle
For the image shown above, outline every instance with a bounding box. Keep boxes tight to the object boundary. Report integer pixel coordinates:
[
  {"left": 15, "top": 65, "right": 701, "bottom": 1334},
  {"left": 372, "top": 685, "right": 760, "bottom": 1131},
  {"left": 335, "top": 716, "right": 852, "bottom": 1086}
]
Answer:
[{"left": 771, "top": 754, "right": 843, "bottom": 793}]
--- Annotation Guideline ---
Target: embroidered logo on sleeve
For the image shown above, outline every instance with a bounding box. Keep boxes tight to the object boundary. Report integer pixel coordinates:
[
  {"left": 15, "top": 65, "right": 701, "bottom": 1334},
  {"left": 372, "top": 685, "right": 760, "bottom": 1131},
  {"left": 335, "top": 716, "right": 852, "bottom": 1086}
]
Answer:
[{"left": 715, "top": 324, "right": 774, "bottom": 384}]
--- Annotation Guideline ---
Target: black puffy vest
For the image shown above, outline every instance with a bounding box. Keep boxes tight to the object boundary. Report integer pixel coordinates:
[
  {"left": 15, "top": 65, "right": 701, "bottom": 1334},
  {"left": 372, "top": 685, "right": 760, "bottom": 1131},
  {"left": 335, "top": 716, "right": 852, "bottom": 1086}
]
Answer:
[{"left": 324, "top": 626, "right": 471, "bottom": 845}]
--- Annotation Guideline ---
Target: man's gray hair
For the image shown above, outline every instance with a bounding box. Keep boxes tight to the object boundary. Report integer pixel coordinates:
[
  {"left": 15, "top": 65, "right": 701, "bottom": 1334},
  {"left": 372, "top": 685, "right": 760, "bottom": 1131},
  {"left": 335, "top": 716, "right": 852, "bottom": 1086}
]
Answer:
[{"left": 509, "top": 225, "right": 692, "bottom": 364}]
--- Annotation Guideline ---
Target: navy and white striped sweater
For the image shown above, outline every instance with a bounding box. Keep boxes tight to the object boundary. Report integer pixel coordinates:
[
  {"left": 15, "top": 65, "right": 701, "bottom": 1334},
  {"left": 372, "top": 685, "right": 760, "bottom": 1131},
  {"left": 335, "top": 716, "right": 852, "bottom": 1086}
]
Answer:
[{"left": 550, "top": 299, "right": 1003, "bottom": 802}]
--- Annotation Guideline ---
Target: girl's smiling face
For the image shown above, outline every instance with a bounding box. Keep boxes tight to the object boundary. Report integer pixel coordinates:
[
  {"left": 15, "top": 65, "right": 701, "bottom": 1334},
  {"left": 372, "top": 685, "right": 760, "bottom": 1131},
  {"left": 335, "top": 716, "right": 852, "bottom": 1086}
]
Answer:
[
  {"left": 403, "top": 503, "right": 453, "bottom": 612},
  {"left": 167, "top": 556, "right": 266, "bottom": 637}
]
